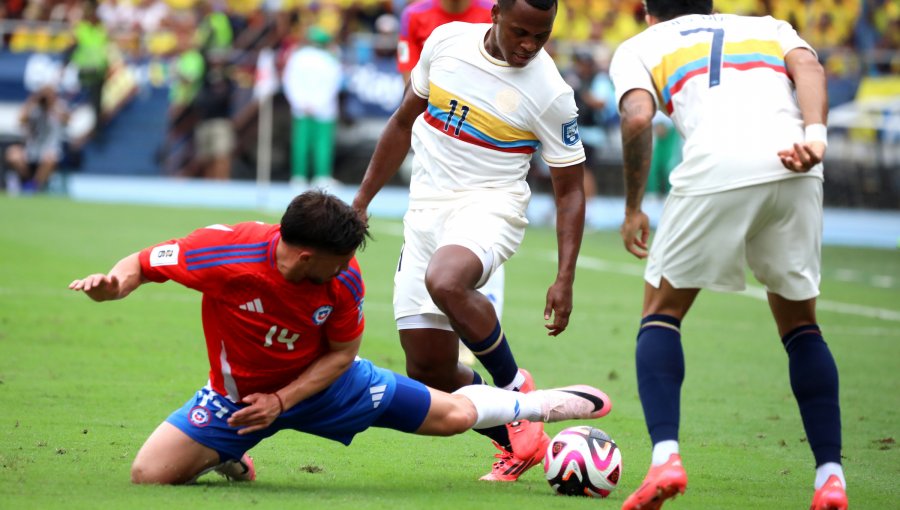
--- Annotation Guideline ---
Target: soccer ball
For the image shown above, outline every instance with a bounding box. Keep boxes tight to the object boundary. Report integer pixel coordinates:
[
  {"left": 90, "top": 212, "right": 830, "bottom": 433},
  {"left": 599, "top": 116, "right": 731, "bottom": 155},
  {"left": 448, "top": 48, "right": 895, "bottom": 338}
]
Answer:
[{"left": 543, "top": 425, "right": 622, "bottom": 498}]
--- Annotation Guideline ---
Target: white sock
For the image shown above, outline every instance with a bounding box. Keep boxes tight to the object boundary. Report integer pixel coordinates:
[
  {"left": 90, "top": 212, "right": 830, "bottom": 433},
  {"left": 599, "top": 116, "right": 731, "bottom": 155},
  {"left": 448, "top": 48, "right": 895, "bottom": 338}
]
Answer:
[
  {"left": 815, "top": 462, "right": 845, "bottom": 489},
  {"left": 500, "top": 370, "right": 526, "bottom": 392},
  {"left": 651, "top": 440, "right": 679, "bottom": 466},
  {"left": 452, "top": 384, "right": 541, "bottom": 429}
]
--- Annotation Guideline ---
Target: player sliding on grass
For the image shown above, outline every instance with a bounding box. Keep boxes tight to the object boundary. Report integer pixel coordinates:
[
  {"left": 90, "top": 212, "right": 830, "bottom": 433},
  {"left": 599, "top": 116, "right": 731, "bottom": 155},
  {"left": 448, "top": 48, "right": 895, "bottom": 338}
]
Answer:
[
  {"left": 611, "top": 1, "right": 846, "bottom": 509},
  {"left": 68, "top": 190, "right": 611, "bottom": 485}
]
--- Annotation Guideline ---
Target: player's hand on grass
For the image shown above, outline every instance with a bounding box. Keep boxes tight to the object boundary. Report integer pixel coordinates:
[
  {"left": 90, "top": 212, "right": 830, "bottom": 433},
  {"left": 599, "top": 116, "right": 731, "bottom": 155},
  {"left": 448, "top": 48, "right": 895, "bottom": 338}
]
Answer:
[
  {"left": 228, "top": 393, "right": 282, "bottom": 435},
  {"left": 544, "top": 281, "right": 573, "bottom": 336},
  {"left": 621, "top": 210, "right": 650, "bottom": 259},
  {"left": 777, "top": 141, "right": 825, "bottom": 173},
  {"left": 68, "top": 274, "right": 122, "bottom": 302}
]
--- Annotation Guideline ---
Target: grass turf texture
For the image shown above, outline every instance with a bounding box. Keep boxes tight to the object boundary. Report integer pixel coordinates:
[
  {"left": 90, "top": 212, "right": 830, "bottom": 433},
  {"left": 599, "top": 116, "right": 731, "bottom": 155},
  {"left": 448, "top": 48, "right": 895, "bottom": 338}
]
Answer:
[{"left": 0, "top": 195, "right": 897, "bottom": 509}]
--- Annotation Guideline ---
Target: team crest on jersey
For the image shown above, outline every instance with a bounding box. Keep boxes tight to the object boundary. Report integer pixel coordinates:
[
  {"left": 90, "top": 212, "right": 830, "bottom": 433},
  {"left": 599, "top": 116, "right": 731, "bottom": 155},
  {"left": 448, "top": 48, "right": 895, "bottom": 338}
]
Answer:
[
  {"left": 562, "top": 119, "right": 580, "bottom": 146},
  {"left": 188, "top": 405, "right": 210, "bottom": 427},
  {"left": 357, "top": 298, "right": 364, "bottom": 324},
  {"left": 312, "top": 305, "right": 334, "bottom": 325}
]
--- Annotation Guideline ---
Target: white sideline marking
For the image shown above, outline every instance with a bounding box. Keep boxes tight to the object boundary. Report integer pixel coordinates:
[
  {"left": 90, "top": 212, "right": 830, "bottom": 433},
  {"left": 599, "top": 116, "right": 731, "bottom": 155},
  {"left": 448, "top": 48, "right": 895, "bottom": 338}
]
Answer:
[
  {"left": 871, "top": 275, "right": 895, "bottom": 288},
  {"left": 736, "top": 285, "right": 900, "bottom": 322},
  {"left": 563, "top": 253, "right": 900, "bottom": 323}
]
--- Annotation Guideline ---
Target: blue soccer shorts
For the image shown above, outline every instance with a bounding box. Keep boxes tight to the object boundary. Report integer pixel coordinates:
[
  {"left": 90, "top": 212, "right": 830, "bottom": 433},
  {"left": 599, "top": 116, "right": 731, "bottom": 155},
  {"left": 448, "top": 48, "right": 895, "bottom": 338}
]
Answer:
[{"left": 166, "top": 358, "right": 432, "bottom": 461}]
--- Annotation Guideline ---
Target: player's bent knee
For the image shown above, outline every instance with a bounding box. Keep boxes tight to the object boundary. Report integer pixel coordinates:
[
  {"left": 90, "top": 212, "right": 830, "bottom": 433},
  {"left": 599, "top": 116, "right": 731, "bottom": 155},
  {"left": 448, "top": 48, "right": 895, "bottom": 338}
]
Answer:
[
  {"left": 444, "top": 396, "right": 478, "bottom": 435},
  {"left": 130, "top": 459, "right": 189, "bottom": 485},
  {"left": 130, "top": 462, "right": 164, "bottom": 485},
  {"left": 424, "top": 274, "right": 468, "bottom": 306}
]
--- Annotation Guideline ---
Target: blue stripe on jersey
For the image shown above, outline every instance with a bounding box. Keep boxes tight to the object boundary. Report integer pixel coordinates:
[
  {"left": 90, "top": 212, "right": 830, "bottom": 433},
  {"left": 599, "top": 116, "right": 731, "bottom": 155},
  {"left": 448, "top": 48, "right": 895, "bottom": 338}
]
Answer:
[
  {"left": 185, "top": 242, "right": 269, "bottom": 256},
  {"left": 661, "top": 57, "right": 709, "bottom": 104},
  {"left": 424, "top": 104, "right": 540, "bottom": 150},
  {"left": 723, "top": 52, "right": 783, "bottom": 67},
  {"left": 345, "top": 266, "right": 362, "bottom": 284},
  {"left": 336, "top": 273, "right": 362, "bottom": 302},
  {"left": 186, "top": 248, "right": 267, "bottom": 263},
  {"left": 187, "top": 256, "right": 267, "bottom": 270}
]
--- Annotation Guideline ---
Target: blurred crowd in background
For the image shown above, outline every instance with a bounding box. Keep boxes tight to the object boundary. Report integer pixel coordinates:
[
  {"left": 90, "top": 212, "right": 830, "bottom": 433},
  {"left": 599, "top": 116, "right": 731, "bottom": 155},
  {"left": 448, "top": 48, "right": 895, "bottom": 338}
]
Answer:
[{"left": 0, "top": 0, "right": 897, "bottom": 207}]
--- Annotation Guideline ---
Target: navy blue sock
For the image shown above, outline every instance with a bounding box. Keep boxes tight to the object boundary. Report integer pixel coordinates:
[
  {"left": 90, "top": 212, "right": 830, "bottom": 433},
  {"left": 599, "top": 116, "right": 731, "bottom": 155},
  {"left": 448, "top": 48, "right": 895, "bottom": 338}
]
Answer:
[
  {"left": 782, "top": 324, "right": 842, "bottom": 466},
  {"left": 468, "top": 370, "right": 513, "bottom": 450},
  {"left": 635, "top": 314, "right": 684, "bottom": 445},
  {"left": 460, "top": 321, "right": 519, "bottom": 389}
]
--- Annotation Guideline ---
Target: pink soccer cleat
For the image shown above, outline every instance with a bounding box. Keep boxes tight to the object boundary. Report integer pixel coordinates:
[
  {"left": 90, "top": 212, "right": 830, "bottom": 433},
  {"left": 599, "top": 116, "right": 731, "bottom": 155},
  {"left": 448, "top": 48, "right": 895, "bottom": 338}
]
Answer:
[
  {"left": 215, "top": 454, "right": 256, "bottom": 482},
  {"left": 533, "top": 385, "right": 612, "bottom": 422}
]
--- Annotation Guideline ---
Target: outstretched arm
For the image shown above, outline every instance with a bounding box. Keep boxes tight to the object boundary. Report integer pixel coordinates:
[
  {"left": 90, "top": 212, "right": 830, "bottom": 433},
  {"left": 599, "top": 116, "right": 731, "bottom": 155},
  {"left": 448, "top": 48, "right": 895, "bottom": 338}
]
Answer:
[
  {"left": 618, "top": 89, "right": 656, "bottom": 259},
  {"left": 778, "top": 47, "right": 828, "bottom": 172},
  {"left": 544, "top": 162, "right": 586, "bottom": 336},
  {"left": 228, "top": 336, "right": 362, "bottom": 434},
  {"left": 352, "top": 84, "right": 428, "bottom": 220},
  {"left": 68, "top": 252, "right": 147, "bottom": 301}
]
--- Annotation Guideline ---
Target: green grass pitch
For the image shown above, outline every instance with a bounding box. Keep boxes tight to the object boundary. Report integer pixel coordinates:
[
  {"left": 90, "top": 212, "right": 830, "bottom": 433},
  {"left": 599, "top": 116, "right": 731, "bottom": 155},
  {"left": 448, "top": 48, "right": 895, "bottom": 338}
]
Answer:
[{"left": 1, "top": 196, "right": 897, "bottom": 509}]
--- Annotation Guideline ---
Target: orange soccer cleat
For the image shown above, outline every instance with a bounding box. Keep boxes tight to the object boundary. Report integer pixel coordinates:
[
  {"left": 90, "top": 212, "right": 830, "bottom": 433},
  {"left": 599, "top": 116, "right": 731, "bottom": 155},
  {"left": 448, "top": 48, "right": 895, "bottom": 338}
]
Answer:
[
  {"left": 810, "top": 475, "right": 848, "bottom": 510},
  {"left": 622, "top": 453, "right": 687, "bottom": 510},
  {"left": 505, "top": 369, "right": 546, "bottom": 459},
  {"left": 480, "top": 436, "right": 550, "bottom": 482},
  {"left": 482, "top": 368, "right": 549, "bottom": 481}
]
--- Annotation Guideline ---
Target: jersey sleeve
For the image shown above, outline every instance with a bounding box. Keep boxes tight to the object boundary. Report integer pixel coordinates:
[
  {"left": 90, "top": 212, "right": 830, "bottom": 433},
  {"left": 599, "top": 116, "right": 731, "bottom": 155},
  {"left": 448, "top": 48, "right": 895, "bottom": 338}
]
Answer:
[
  {"left": 610, "top": 41, "right": 660, "bottom": 113},
  {"left": 772, "top": 16, "right": 816, "bottom": 57},
  {"left": 397, "top": 8, "right": 420, "bottom": 73},
  {"left": 325, "top": 260, "right": 366, "bottom": 343},
  {"left": 138, "top": 226, "right": 233, "bottom": 294},
  {"left": 533, "top": 90, "right": 586, "bottom": 168}
]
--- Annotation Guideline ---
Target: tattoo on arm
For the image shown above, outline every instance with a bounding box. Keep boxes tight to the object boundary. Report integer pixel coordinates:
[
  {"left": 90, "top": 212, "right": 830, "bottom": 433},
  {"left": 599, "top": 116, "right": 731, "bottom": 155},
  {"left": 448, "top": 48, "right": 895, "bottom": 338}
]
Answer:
[{"left": 621, "top": 118, "right": 653, "bottom": 211}]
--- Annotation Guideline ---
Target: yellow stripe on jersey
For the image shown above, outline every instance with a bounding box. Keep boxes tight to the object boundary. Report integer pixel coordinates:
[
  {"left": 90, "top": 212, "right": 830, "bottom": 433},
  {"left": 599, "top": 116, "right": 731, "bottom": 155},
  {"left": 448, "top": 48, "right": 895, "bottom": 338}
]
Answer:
[
  {"left": 725, "top": 39, "right": 783, "bottom": 58},
  {"left": 650, "top": 42, "right": 710, "bottom": 101},
  {"left": 428, "top": 82, "right": 537, "bottom": 143}
]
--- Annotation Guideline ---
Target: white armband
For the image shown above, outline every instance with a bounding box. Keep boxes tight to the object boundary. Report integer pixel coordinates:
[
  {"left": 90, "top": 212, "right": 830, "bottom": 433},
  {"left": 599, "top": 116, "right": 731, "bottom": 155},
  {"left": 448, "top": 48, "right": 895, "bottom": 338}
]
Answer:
[{"left": 804, "top": 123, "right": 828, "bottom": 146}]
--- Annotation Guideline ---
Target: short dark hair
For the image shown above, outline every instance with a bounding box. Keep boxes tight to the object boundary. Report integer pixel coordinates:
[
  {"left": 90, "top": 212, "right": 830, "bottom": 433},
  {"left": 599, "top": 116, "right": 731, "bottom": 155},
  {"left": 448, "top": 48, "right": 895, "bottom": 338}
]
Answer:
[
  {"left": 644, "top": 0, "right": 713, "bottom": 21},
  {"left": 280, "top": 190, "right": 369, "bottom": 255},
  {"left": 497, "top": 0, "right": 557, "bottom": 12}
]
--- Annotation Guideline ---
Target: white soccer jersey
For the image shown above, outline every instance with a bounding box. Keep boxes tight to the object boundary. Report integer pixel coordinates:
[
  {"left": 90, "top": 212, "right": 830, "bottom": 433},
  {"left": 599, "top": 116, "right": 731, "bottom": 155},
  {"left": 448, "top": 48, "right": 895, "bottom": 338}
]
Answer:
[
  {"left": 610, "top": 14, "right": 823, "bottom": 196},
  {"left": 408, "top": 22, "right": 585, "bottom": 207}
]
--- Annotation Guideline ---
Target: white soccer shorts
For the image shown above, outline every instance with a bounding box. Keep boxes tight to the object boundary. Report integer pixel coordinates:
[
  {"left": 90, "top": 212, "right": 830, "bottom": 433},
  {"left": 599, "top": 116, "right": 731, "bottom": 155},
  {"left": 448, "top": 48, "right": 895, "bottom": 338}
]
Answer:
[
  {"left": 645, "top": 177, "right": 822, "bottom": 301},
  {"left": 393, "top": 196, "right": 528, "bottom": 323}
]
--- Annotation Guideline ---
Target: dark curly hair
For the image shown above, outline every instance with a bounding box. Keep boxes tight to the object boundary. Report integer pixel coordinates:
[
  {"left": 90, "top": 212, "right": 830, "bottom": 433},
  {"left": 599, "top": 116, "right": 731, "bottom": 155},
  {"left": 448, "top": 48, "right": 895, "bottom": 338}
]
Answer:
[{"left": 280, "top": 190, "right": 370, "bottom": 255}]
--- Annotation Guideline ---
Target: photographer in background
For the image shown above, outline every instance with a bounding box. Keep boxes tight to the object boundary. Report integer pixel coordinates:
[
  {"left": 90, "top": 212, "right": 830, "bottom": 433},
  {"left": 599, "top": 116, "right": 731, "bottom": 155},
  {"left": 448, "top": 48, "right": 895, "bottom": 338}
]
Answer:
[{"left": 4, "top": 85, "right": 69, "bottom": 194}]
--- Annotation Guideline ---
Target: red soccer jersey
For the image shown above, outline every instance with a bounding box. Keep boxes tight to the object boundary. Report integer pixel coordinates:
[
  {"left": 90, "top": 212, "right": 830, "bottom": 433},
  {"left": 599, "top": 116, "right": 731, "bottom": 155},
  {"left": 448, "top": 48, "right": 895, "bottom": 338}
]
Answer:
[
  {"left": 139, "top": 222, "right": 365, "bottom": 402},
  {"left": 397, "top": 0, "right": 493, "bottom": 73}
]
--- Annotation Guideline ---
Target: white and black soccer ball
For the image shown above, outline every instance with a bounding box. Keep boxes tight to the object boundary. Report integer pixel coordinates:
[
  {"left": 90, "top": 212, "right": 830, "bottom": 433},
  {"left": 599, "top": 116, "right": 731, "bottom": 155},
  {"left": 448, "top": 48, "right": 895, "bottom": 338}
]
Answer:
[{"left": 543, "top": 425, "right": 622, "bottom": 498}]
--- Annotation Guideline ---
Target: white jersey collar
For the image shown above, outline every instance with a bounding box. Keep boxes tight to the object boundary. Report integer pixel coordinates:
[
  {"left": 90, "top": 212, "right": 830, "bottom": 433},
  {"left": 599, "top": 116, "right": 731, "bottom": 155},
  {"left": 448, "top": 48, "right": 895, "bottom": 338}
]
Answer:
[{"left": 478, "top": 28, "right": 511, "bottom": 67}]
